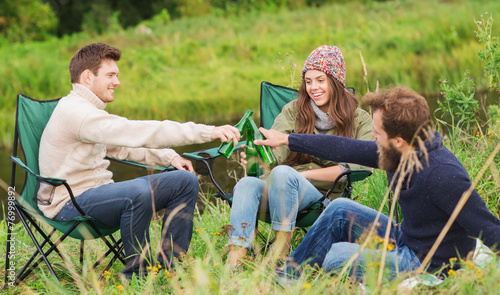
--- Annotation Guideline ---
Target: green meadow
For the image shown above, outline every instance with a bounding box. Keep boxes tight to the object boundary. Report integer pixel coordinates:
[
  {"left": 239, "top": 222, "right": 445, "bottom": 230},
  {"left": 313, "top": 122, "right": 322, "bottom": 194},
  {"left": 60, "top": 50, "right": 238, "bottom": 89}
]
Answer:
[
  {"left": 0, "top": 0, "right": 499, "bottom": 148},
  {"left": 1, "top": 0, "right": 500, "bottom": 293}
]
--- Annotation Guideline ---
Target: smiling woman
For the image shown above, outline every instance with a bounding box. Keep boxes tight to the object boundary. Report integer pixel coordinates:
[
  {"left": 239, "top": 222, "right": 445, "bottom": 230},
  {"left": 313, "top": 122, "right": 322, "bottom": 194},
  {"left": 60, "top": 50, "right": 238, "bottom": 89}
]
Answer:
[{"left": 226, "top": 45, "right": 374, "bottom": 266}]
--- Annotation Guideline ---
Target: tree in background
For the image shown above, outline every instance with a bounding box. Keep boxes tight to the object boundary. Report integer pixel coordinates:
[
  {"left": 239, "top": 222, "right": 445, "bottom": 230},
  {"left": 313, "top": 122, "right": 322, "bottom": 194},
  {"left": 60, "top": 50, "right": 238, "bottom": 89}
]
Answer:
[
  {"left": 2, "top": 0, "right": 385, "bottom": 41},
  {"left": 0, "top": 0, "right": 58, "bottom": 42},
  {"left": 48, "top": 0, "right": 171, "bottom": 36}
]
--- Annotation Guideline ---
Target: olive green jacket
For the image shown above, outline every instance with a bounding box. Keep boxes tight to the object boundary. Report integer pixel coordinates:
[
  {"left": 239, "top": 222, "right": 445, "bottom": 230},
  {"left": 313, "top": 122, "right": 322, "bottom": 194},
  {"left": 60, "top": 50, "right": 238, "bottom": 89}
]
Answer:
[{"left": 263, "top": 100, "right": 374, "bottom": 198}]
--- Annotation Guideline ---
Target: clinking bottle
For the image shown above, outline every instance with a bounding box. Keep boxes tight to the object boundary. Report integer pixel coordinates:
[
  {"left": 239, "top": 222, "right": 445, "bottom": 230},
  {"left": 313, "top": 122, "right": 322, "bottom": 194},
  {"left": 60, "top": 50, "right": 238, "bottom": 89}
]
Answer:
[
  {"left": 246, "top": 117, "right": 277, "bottom": 165},
  {"left": 217, "top": 109, "right": 253, "bottom": 158},
  {"left": 245, "top": 126, "right": 260, "bottom": 176}
]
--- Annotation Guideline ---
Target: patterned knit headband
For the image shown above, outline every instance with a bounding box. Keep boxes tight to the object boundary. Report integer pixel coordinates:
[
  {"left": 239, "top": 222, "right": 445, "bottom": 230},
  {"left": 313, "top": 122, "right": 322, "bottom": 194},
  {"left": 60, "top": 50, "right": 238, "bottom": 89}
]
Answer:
[{"left": 301, "top": 45, "right": 346, "bottom": 88}]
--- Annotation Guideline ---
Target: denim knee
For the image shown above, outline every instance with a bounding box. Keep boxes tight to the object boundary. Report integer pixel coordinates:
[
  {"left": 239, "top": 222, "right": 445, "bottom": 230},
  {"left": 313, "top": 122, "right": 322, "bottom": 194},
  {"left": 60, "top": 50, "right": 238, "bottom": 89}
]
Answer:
[
  {"left": 268, "top": 165, "right": 297, "bottom": 184},
  {"left": 267, "top": 165, "right": 299, "bottom": 201},
  {"left": 175, "top": 169, "right": 199, "bottom": 187},
  {"left": 323, "top": 198, "right": 357, "bottom": 217},
  {"left": 323, "top": 242, "right": 363, "bottom": 278},
  {"left": 125, "top": 185, "right": 154, "bottom": 215},
  {"left": 232, "top": 176, "right": 265, "bottom": 204},
  {"left": 171, "top": 170, "right": 199, "bottom": 200}
]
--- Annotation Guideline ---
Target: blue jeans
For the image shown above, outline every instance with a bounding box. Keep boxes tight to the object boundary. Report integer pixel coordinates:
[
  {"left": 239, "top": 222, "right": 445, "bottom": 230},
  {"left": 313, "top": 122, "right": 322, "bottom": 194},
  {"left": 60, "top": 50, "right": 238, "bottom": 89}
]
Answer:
[
  {"left": 54, "top": 170, "right": 199, "bottom": 277},
  {"left": 286, "top": 198, "right": 421, "bottom": 280},
  {"left": 228, "top": 165, "right": 324, "bottom": 249}
]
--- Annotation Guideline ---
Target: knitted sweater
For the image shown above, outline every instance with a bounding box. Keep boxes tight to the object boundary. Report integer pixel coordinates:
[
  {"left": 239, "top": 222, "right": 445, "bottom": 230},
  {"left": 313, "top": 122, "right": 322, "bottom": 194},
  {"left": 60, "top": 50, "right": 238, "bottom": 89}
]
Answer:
[
  {"left": 288, "top": 131, "right": 500, "bottom": 271},
  {"left": 38, "top": 84, "right": 214, "bottom": 219}
]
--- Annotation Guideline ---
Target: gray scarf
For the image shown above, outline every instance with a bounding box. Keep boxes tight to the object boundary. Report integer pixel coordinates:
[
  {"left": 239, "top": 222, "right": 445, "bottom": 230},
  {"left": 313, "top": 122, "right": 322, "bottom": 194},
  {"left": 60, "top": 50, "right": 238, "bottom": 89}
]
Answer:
[{"left": 310, "top": 100, "right": 334, "bottom": 133}]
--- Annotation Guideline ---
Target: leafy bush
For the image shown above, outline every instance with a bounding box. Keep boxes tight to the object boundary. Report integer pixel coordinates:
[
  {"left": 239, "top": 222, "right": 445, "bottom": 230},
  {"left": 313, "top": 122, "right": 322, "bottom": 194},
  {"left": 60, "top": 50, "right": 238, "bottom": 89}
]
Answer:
[
  {"left": 0, "top": 0, "right": 58, "bottom": 42},
  {"left": 436, "top": 12, "right": 500, "bottom": 136},
  {"left": 476, "top": 12, "right": 500, "bottom": 92},
  {"left": 436, "top": 68, "right": 479, "bottom": 132}
]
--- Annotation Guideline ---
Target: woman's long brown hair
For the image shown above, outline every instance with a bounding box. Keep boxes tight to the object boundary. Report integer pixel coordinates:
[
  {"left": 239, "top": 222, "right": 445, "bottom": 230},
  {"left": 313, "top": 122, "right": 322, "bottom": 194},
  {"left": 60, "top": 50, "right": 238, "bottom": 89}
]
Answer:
[{"left": 283, "top": 75, "right": 358, "bottom": 166}]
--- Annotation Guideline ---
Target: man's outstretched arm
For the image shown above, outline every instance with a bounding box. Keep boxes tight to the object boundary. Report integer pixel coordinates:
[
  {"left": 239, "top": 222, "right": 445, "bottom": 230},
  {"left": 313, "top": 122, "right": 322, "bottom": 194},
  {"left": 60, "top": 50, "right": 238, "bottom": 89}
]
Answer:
[{"left": 255, "top": 127, "right": 379, "bottom": 169}]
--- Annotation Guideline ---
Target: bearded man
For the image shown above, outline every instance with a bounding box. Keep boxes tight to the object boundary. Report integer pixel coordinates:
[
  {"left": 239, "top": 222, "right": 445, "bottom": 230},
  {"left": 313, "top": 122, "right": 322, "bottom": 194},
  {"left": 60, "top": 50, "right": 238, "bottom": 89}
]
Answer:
[{"left": 254, "top": 86, "right": 500, "bottom": 281}]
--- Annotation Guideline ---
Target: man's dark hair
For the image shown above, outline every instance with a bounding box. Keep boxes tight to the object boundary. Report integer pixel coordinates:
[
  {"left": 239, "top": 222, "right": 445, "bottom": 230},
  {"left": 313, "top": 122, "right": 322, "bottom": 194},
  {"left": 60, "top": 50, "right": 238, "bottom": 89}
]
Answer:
[
  {"left": 363, "top": 86, "right": 431, "bottom": 146},
  {"left": 69, "top": 43, "right": 121, "bottom": 83}
]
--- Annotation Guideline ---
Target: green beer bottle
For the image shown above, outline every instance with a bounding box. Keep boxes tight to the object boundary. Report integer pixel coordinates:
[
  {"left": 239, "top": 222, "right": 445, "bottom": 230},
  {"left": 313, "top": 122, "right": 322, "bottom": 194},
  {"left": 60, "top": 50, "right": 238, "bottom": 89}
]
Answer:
[
  {"left": 217, "top": 109, "right": 253, "bottom": 158},
  {"left": 246, "top": 117, "right": 277, "bottom": 165},
  {"left": 245, "top": 126, "right": 260, "bottom": 176}
]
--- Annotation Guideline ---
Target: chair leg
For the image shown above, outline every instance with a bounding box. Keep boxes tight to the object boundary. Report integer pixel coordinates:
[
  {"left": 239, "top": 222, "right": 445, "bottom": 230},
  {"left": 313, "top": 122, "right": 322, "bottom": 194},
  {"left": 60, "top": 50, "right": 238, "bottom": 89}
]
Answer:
[
  {"left": 14, "top": 209, "right": 60, "bottom": 284},
  {"left": 93, "top": 237, "right": 124, "bottom": 269},
  {"left": 82, "top": 220, "right": 126, "bottom": 266},
  {"left": 80, "top": 240, "right": 84, "bottom": 269},
  {"left": 252, "top": 221, "right": 276, "bottom": 256},
  {"left": 17, "top": 211, "right": 84, "bottom": 283},
  {"left": 254, "top": 229, "right": 275, "bottom": 255}
]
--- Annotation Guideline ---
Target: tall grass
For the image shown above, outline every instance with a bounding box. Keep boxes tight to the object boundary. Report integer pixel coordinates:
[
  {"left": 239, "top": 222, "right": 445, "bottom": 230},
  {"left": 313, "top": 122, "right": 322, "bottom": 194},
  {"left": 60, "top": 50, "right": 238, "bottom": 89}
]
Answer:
[
  {"left": 1, "top": 134, "right": 499, "bottom": 294},
  {"left": 1, "top": 0, "right": 500, "bottom": 148}
]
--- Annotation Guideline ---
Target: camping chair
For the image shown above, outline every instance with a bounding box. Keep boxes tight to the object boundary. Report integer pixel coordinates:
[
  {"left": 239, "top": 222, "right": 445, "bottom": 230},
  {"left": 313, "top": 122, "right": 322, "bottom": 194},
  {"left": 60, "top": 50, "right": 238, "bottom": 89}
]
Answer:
[
  {"left": 182, "top": 81, "right": 372, "bottom": 250},
  {"left": 4, "top": 94, "right": 172, "bottom": 286}
]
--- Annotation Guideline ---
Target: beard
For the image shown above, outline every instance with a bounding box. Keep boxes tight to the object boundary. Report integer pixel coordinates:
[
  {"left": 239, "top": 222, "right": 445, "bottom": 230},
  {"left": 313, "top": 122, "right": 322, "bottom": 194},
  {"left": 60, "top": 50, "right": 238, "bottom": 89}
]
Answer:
[{"left": 377, "top": 141, "right": 402, "bottom": 171}]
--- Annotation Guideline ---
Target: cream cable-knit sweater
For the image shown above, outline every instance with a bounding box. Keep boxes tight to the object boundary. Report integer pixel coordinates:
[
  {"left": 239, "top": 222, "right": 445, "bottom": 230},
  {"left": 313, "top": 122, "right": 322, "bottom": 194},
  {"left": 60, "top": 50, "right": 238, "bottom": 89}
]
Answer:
[{"left": 38, "top": 84, "right": 214, "bottom": 218}]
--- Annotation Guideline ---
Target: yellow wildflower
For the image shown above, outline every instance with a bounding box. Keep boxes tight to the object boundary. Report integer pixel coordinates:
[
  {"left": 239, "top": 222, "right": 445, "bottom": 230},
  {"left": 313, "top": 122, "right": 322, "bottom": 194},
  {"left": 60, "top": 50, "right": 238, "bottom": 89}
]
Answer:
[
  {"left": 448, "top": 269, "right": 456, "bottom": 276},
  {"left": 117, "top": 285, "right": 124, "bottom": 291},
  {"left": 303, "top": 283, "right": 311, "bottom": 289},
  {"left": 466, "top": 260, "right": 475, "bottom": 269}
]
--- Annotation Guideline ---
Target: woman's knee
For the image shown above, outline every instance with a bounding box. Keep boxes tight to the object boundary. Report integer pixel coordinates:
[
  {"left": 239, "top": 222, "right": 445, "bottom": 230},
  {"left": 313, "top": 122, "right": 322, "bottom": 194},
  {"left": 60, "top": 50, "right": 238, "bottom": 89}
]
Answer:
[
  {"left": 233, "top": 177, "right": 265, "bottom": 202},
  {"left": 268, "top": 165, "right": 297, "bottom": 183}
]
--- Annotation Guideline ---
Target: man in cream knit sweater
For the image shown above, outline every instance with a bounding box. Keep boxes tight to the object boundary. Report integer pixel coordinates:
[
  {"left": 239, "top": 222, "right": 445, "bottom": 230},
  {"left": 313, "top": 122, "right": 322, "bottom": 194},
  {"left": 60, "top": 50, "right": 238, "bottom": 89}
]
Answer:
[{"left": 38, "top": 43, "right": 240, "bottom": 279}]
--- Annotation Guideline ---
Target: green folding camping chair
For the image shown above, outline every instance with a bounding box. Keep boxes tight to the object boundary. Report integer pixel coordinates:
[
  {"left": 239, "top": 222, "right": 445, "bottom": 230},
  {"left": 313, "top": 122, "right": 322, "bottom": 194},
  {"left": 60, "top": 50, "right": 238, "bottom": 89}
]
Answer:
[
  {"left": 4, "top": 94, "right": 172, "bottom": 286},
  {"left": 183, "top": 81, "right": 372, "bottom": 249}
]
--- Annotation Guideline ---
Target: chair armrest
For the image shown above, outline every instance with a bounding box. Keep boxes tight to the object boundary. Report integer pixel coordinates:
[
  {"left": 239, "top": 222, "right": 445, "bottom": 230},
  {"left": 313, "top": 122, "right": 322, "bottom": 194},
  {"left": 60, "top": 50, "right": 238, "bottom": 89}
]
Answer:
[
  {"left": 10, "top": 156, "right": 66, "bottom": 187},
  {"left": 182, "top": 140, "right": 246, "bottom": 161},
  {"left": 11, "top": 155, "right": 89, "bottom": 216},
  {"left": 324, "top": 168, "right": 373, "bottom": 200},
  {"left": 105, "top": 156, "right": 175, "bottom": 172},
  {"left": 347, "top": 169, "right": 373, "bottom": 182}
]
